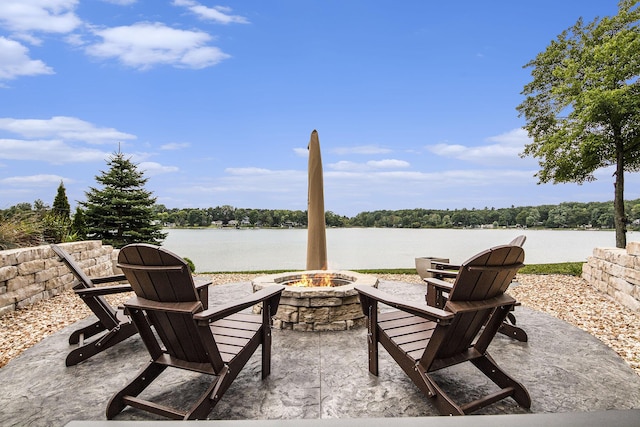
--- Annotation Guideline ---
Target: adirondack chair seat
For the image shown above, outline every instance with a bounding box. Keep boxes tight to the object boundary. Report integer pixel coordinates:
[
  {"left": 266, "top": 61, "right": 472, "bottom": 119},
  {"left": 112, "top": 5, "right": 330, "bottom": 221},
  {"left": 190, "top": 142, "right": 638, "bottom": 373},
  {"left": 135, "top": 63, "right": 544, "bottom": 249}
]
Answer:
[
  {"left": 107, "top": 243, "right": 284, "bottom": 420},
  {"left": 359, "top": 244, "right": 531, "bottom": 416}
]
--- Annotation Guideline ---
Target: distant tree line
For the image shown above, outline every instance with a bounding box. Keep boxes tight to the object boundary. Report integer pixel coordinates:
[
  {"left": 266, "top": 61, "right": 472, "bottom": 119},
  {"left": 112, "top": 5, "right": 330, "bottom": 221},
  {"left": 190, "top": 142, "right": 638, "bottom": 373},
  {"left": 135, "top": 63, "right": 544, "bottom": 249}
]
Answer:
[
  {"left": 3, "top": 195, "right": 640, "bottom": 251},
  {"left": 154, "top": 205, "right": 350, "bottom": 228},
  {"left": 154, "top": 199, "right": 640, "bottom": 230}
]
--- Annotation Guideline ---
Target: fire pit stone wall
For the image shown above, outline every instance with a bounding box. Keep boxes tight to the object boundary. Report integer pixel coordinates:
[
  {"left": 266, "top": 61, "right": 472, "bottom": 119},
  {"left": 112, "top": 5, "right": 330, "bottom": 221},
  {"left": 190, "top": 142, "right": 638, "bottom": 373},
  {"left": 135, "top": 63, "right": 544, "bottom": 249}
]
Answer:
[{"left": 252, "top": 270, "right": 379, "bottom": 331}]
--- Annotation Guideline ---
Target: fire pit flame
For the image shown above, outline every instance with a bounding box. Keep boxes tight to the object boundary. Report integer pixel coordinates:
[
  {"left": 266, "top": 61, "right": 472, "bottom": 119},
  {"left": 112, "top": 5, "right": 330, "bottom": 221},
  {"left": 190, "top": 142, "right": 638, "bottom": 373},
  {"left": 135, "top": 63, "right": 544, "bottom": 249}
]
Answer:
[{"left": 288, "top": 273, "right": 334, "bottom": 287}]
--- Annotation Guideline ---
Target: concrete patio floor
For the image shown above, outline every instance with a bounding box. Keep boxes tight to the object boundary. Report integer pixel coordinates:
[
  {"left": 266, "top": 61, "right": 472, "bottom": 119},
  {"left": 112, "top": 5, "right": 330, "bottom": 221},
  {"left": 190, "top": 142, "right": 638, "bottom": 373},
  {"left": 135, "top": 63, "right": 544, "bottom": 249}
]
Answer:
[{"left": 1, "top": 279, "right": 639, "bottom": 426}]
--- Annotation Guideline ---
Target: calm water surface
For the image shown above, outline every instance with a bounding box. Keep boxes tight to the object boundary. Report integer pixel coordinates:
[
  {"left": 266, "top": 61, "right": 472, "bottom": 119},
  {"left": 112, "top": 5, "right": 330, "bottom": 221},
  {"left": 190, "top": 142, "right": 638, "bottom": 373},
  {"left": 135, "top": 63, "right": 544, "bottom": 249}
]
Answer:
[{"left": 162, "top": 228, "right": 640, "bottom": 272}]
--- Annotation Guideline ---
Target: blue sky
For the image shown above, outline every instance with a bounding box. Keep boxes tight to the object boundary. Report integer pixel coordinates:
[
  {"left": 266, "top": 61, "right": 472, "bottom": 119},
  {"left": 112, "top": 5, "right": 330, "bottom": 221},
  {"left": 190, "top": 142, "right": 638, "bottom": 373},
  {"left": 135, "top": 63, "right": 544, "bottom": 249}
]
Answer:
[{"left": 1, "top": 0, "right": 637, "bottom": 217}]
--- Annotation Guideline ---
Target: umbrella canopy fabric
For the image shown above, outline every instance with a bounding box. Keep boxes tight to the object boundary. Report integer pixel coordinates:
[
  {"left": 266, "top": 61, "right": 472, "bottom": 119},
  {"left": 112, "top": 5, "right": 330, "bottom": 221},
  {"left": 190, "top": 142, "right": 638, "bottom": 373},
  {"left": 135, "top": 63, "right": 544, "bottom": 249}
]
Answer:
[{"left": 306, "top": 130, "right": 328, "bottom": 270}]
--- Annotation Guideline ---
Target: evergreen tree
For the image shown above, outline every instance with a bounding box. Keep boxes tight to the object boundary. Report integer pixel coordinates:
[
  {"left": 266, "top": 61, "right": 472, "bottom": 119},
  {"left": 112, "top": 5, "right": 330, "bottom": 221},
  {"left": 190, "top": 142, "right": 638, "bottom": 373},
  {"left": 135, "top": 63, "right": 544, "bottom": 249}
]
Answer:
[
  {"left": 52, "top": 181, "right": 71, "bottom": 220},
  {"left": 71, "top": 207, "right": 87, "bottom": 238},
  {"left": 81, "top": 150, "right": 166, "bottom": 248}
]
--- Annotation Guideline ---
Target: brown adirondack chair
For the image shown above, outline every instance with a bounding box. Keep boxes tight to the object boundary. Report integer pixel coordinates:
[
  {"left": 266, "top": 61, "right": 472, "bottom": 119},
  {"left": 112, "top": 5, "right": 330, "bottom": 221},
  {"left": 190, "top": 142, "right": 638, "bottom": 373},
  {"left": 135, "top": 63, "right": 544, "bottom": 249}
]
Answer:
[
  {"left": 107, "top": 243, "right": 284, "bottom": 420},
  {"left": 51, "top": 244, "right": 138, "bottom": 366},
  {"left": 356, "top": 244, "right": 531, "bottom": 416},
  {"left": 52, "top": 244, "right": 211, "bottom": 366},
  {"left": 425, "top": 235, "right": 528, "bottom": 342}
]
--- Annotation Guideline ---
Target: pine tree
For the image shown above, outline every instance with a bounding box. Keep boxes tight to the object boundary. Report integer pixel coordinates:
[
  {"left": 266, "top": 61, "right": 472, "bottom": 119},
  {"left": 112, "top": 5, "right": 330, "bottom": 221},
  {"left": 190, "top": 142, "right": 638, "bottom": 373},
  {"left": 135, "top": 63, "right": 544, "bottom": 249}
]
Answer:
[
  {"left": 81, "top": 150, "right": 166, "bottom": 248},
  {"left": 71, "top": 206, "right": 87, "bottom": 237},
  {"left": 52, "top": 181, "right": 71, "bottom": 220}
]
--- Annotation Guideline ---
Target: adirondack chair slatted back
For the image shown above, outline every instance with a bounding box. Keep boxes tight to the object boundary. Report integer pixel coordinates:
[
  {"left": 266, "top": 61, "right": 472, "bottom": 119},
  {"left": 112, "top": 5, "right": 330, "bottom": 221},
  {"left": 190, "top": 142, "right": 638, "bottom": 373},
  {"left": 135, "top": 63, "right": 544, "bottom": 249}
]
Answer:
[
  {"left": 117, "top": 244, "right": 211, "bottom": 365},
  {"left": 447, "top": 245, "right": 524, "bottom": 302},
  {"left": 51, "top": 244, "right": 118, "bottom": 326},
  {"left": 434, "top": 245, "right": 524, "bottom": 360}
]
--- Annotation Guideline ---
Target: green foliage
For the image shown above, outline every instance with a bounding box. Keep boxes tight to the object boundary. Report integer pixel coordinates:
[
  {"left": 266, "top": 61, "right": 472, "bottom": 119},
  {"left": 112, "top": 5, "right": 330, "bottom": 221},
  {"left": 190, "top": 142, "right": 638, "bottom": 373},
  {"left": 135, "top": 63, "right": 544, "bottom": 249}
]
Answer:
[
  {"left": 517, "top": 0, "right": 640, "bottom": 248},
  {"left": 41, "top": 211, "right": 74, "bottom": 244},
  {"left": 71, "top": 207, "right": 87, "bottom": 237},
  {"left": 80, "top": 150, "right": 166, "bottom": 248},
  {"left": 0, "top": 198, "right": 78, "bottom": 248},
  {"left": 519, "top": 262, "right": 584, "bottom": 276},
  {"left": 52, "top": 181, "right": 71, "bottom": 220},
  {"left": 0, "top": 210, "right": 44, "bottom": 250},
  {"left": 183, "top": 257, "right": 196, "bottom": 273}
]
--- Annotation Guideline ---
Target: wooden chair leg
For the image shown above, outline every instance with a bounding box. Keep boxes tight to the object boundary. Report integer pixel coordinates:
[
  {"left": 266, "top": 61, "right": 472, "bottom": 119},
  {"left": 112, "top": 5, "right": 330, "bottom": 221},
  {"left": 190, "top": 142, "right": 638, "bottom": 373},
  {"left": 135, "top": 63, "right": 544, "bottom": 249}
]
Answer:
[
  {"left": 185, "top": 377, "right": 220, "bottom": 420},
  {"left": 422, "top": 373, "right": 464, "bottom": 416},
  {"left": 106, "top": 362, "right": 167, "bottom": 419},
  {"left": 69, "top": 320, "right": 105, "bottom": 344},
  {"left": 66, "top": 323, "right": 138, "bottom": 366},
  {"left": 365, "top": 303, "right": 379, "bottom": 376},
  {"left": 471, "top": 354, "right": 531, "bottom": 409},
  {"left": 498, "top": 322, "right": 528, "bottom": 342}
]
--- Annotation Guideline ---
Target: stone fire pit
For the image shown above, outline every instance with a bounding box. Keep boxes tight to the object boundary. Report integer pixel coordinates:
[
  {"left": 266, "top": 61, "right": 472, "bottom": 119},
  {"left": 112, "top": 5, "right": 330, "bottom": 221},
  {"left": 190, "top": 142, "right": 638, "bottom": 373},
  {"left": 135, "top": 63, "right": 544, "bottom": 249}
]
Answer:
[{"left": 252, "top": 270, "right": 379, "bottom": 331}]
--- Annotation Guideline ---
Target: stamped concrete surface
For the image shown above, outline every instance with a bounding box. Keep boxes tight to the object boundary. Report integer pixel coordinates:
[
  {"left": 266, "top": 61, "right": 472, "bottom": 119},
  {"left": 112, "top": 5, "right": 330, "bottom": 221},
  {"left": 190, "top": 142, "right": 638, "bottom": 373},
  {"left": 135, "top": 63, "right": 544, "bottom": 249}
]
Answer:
[{"left": 0, "top": 280, "right": 639, "bottom": 426}]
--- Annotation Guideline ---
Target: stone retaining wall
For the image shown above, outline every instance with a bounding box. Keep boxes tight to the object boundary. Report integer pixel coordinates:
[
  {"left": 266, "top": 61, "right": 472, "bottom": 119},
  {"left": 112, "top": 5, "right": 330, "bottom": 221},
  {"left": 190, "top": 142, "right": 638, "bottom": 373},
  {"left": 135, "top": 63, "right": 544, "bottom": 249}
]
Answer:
[
  {"left": 0, "top": 241, "right": 118, "bottom": 317},
  {"left": 582, "top": 241, "right": 640, "bottom": 312}
]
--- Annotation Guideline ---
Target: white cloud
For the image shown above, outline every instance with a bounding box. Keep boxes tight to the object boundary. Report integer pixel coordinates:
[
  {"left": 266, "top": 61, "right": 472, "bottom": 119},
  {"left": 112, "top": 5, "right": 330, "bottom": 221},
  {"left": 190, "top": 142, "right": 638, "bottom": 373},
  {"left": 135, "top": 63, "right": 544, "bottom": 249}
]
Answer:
[
  {"left": 0, "top": 37, "right": 54, "bottom": 81},
  {"left": 293, "top": 147, "right": 308, "bottom": 157},
  {"left": 86, "top": 22, "right": 231, "bottom": 70},
  {"left": 329, "top": 161, "right": 363, "bottom": 171},
  {"left": 426, "top": 128, "right": 532, "bottom": 165},
  {"left": 160, "top": 142, "right": 191, "bottom": 150},
  {"left": 367, "top": 159, "right": 410, "bottom": 169},
  {"left": 101, "top": 0, "right": 137, "bottom": 5},
  {"left": 0, "top": 174, "right": 68, "bottom": 186},
  {"left": 0, "top": 0, "right": 81, "bottom": 35},
  {"left": 64, "top": 33, "right": 85, "bottom": 47},
  {"left": 225, "top": 167, "right": 282, "bottom": 176},
  {"left": 173, "top": 0, "right": 249, "bottom": 24},
  {"left": 0, "top": 116, "right": 135, "bottom": 144},
  {"left": 485, "top": 128, "right": 531, "bottom": 145},
  {"left": 328, "top": 159, "right": 410, "bottom": 172},
  {"left": 332, "top": 145, "right": 392, "bottom": 155},
  {"left": 219, "top": 168, "right": 305, "bottom": 194},
  {"left": 0, "top": 139, "right": 109, "bottom": 163},
  {"left": 139, "top": 161, "right": 179, "bottom": 176}
]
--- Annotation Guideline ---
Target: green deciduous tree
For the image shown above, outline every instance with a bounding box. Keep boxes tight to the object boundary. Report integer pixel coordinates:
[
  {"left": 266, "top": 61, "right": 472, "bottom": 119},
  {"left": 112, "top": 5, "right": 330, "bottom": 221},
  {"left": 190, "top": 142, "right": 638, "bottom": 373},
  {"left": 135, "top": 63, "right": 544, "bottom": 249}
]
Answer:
[
  {"left": 80, "top": 150, "right": 166, "bottom": 248},
  {"left": 517, "top": 0, "right": 640, "bottom": 248}
]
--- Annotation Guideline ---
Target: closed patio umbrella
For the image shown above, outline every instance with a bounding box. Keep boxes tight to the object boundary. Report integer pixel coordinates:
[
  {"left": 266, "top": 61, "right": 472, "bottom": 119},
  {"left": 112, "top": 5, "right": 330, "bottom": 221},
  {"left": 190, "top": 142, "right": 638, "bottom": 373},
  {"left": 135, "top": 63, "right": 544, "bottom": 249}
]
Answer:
[{"left": 306, "top": 130, "right": 328, "bottom": 270}]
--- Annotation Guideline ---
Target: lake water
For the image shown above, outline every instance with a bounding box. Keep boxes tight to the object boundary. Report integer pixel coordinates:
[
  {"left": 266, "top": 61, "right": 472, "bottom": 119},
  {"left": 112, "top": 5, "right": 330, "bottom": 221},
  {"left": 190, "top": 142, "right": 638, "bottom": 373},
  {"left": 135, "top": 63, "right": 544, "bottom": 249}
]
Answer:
[{"left": 161, "top": 228, "right": 640, "bottom": 272}]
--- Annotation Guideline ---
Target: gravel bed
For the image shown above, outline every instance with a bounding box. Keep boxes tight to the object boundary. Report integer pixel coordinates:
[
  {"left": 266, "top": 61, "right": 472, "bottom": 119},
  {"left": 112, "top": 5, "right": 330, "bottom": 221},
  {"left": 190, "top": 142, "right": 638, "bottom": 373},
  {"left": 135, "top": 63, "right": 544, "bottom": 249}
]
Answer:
[{"left": 0, "top": 273, "right": 638, "bottom": 377}]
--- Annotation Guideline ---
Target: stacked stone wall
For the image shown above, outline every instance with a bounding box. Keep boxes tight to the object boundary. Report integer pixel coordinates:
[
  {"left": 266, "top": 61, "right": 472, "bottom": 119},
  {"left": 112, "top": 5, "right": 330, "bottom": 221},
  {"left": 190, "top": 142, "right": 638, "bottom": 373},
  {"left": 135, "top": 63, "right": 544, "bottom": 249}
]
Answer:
[
  {"left": 582, "top": 241, "right": 640, "bottom": 312},
  {"left": 0, "top": 241, "right": 118, "bottom": 317}
]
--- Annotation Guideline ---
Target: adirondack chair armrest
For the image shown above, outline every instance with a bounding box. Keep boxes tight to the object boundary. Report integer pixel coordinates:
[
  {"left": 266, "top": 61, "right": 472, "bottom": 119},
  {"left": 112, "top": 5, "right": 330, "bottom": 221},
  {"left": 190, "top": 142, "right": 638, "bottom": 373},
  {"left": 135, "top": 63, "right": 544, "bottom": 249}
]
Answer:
[
  {"left": 424, "top": 277, "right": 454, "bottom": 292},
  {"left": 193, "top": 285, "right": 285, "bottom": 324},
  {"left": 194, "top": 278, "right": 212, "bottom": 290},
  {"left": 445, "top": 293, "right": 517, "bottom": 314},
  {"left": 91, "top": 274, "right": 127, "bottom": 284},
  {"left": 74, "top": 283, "right": 133, "bottom": 297},
  {"left": 430, "top": 261, "right": 460, "bottom": 270},
  {"left": 355, "top": 285, "right": 454, "bottom": 324},
  {"left": 425, "top": 268, "right": 458, "bottom": 279},
  {"left": 124, "top": 296, "right": 202, "bottom": 314}
]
